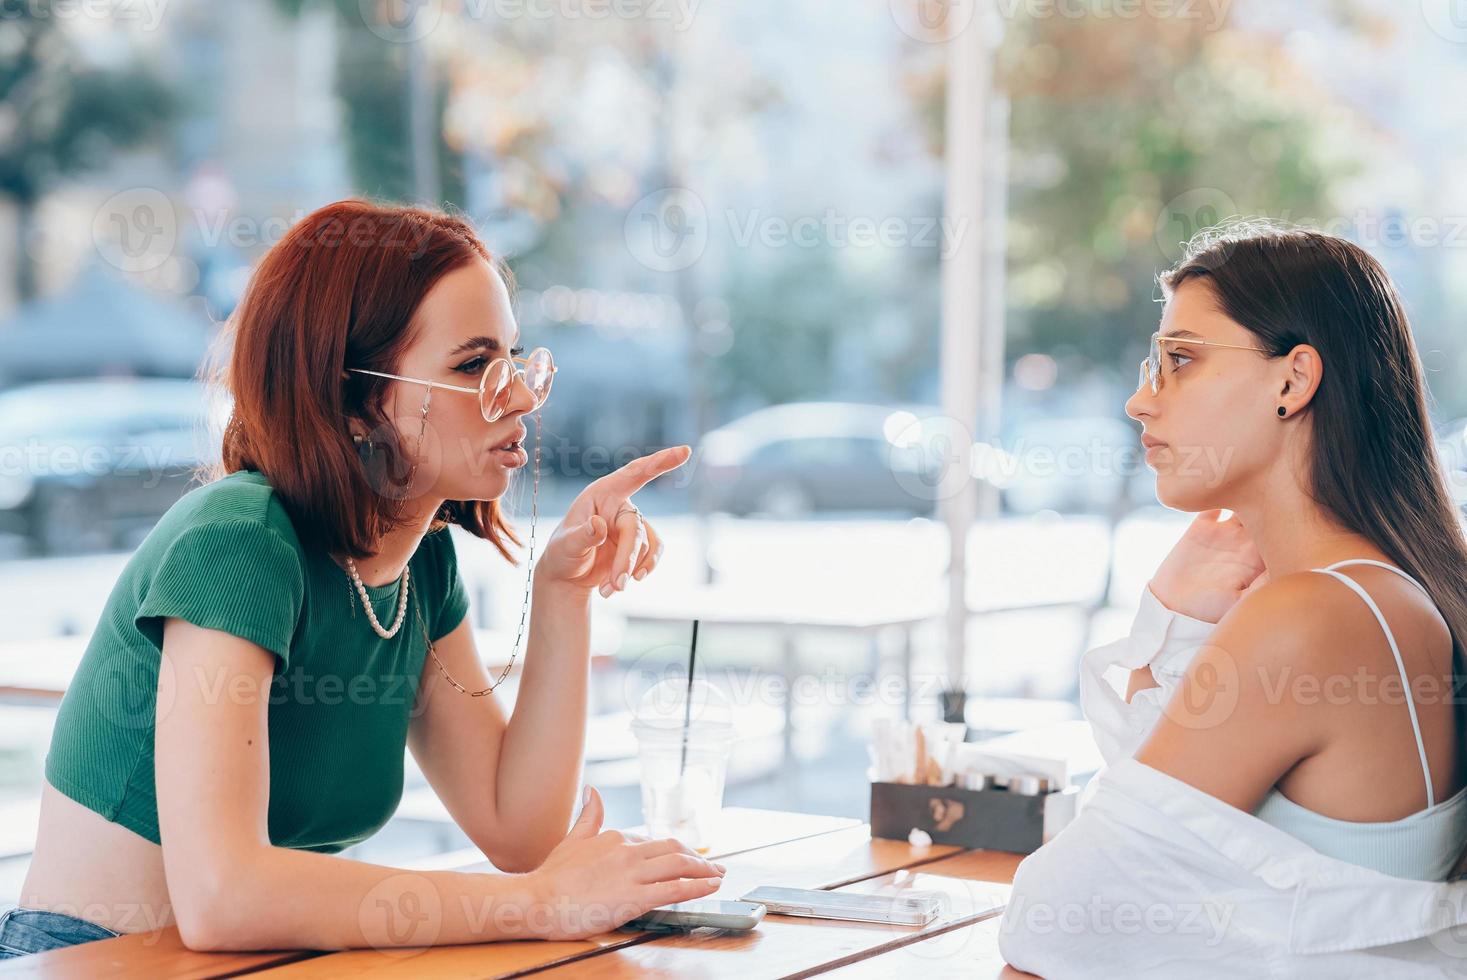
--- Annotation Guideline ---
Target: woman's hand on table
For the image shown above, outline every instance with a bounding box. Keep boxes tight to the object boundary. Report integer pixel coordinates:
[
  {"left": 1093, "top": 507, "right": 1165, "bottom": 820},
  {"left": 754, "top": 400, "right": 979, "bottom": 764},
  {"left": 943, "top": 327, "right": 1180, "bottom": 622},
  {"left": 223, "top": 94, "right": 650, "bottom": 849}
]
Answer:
[
  {"left": 533, "top": 445, "right": 691, "bottom": 599},
  {"left": 1149, "top": 509, "right": 1269, "bottom": 624},
  {"left": 524, "top": 786, "right": 726, "bottom": 941}
]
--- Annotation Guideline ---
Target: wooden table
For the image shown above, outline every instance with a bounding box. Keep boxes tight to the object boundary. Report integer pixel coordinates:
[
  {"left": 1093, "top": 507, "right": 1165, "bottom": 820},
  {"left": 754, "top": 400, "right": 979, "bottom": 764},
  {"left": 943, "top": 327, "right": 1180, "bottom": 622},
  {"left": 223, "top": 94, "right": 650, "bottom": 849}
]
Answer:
[{"left": 3, "top": 808, "right": 1036, "bottom": 978}]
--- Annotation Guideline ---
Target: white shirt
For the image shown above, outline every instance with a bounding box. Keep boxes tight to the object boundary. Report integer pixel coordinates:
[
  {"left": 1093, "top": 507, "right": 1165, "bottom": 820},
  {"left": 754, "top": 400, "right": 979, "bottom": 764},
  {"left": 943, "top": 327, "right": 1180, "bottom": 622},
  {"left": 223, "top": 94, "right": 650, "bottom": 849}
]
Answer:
[{"left": 997, "top": 586, "right": 1467, "bottom": 977}]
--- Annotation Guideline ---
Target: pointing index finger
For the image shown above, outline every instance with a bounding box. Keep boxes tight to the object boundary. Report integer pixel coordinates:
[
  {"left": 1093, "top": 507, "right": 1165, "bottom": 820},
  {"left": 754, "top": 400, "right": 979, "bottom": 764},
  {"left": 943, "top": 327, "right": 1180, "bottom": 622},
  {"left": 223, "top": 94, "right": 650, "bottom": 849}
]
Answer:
[{"left": 604, "top": 445, "right": 692, "bottom": 496}]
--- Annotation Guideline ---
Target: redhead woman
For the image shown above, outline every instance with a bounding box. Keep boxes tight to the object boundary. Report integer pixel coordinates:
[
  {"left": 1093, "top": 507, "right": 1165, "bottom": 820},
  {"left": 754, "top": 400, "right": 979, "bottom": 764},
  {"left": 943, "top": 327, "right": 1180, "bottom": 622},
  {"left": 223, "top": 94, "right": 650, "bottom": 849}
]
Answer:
[
  {"left": 2, "top": 200, "right": 724, "bottom": 957},
  {"left": 1000, "top": 225, "right": 1467, "bottom": 976}
]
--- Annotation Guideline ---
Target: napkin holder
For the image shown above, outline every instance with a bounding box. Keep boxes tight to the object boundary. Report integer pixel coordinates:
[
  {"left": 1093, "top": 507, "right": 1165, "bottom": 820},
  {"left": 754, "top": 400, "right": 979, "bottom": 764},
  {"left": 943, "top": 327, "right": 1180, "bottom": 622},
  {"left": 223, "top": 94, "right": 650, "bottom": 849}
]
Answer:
[{"left": 869, "top": 779, "right": 1078, "bottom": 854}]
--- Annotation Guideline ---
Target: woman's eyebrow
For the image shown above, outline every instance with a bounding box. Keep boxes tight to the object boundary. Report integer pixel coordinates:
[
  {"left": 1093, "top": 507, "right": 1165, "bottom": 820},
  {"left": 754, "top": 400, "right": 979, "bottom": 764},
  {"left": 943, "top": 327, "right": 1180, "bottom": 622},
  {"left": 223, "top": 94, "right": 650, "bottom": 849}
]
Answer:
[
  {"left": 1160, "top": 329, "right": 1204, "bottom": 341},
  {"left": 446, "top": 334, "right": 521, "bottom": 357}
]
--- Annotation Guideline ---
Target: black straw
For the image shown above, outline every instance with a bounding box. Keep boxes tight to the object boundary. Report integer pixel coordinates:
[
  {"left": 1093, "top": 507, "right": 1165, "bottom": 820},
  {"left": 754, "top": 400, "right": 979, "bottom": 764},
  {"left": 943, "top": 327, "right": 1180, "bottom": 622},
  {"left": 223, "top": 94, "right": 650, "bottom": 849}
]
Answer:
[{"left": 679, "top": 619, "right": 700, "bottom": 777}]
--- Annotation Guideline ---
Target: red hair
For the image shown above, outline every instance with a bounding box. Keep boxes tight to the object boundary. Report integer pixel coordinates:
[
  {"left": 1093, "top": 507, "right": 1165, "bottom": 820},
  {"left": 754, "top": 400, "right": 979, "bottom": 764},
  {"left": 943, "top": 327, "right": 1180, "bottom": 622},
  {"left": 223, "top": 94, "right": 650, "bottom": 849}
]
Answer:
[{"left": 212, "top": 199, "right": 521, "bottom": 563}]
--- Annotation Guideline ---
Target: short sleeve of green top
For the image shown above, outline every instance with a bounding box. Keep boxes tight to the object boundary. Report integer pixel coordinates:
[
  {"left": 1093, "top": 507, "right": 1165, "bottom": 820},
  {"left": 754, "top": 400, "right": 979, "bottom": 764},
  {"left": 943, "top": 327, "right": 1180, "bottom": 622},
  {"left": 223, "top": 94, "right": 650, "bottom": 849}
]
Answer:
[{"left": 44, "top": 469, "right": 472, "bottom": 854}]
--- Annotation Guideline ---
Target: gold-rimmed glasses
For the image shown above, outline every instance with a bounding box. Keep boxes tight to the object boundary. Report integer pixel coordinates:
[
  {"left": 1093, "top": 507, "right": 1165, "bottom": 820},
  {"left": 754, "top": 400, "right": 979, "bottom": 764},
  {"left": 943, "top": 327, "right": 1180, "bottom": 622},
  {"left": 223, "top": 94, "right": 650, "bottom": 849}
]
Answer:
[
  {"left": 347, "top": 346, "right": 556, "bottom": 423},
  {"left": 1138, "top": 332, "right": 1270, "bottom": 395}
]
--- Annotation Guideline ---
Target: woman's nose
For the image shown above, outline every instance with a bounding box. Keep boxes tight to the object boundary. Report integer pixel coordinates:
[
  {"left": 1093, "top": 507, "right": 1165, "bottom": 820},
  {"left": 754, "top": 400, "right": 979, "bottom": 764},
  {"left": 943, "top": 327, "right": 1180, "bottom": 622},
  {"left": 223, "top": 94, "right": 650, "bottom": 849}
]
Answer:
[
  {"left": 504, "top": 371, "right": 537, "bottom": 416},
  {"left": 1125, "top": 383, "right": 1154, "bottom": 423}
]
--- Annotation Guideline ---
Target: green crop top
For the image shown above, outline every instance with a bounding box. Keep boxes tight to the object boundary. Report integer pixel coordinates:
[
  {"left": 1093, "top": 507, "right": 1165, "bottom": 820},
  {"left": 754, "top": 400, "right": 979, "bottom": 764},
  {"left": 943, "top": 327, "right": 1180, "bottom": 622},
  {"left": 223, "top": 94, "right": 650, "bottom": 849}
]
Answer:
[{"left": 43, "top": 469, "right": 470, "bottom": 853}]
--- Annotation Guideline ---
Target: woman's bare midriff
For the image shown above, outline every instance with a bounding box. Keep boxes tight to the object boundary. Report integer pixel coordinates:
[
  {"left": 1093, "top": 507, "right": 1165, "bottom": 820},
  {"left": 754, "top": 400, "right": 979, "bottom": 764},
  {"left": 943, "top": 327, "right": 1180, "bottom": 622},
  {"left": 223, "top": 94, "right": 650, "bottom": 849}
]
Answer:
[{"left": 19, "top": 779, "right": 176, "bottom": 935}]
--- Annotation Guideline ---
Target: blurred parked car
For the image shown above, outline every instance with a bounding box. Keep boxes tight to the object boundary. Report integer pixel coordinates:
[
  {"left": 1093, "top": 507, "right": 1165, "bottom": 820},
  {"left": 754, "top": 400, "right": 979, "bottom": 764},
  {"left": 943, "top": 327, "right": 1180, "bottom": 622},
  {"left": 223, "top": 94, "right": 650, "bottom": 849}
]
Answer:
[
  {"left": 0, "top": 379, "right": 226, "bottom": 556},
  {"left": 695, "top": 402, "right": 958, "bottom": 517},
  {"left": 1437, "top": 417, "right": 1467, "bottom": 514}
]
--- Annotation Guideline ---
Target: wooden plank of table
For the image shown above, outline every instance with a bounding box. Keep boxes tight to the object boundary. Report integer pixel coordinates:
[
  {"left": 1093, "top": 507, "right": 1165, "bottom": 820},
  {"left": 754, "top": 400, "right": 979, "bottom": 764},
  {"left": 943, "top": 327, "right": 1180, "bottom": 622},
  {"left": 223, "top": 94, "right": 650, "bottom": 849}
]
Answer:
[
  {"left": 246, "top": 828, "right": 966, "bottom": 978},
  {"left": 517, "top": 848, "right": 1022, "bottom": 979},
  {"left": 0, "top": 933, "right": 316, "bottom": 980}
]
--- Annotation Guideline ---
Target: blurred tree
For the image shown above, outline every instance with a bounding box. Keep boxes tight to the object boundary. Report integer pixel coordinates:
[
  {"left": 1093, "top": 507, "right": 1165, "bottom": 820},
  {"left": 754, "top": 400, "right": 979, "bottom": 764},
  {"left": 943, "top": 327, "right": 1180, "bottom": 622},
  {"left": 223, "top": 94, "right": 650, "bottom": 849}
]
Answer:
[
  {"left": 0, "top": 5, "right": 175, "bottom": 300},
  {"left": 271, "top": 0, "right": 465, "bottom": 204},
  {"left": 896, "top": 4, "right": 1365, "bottom": 376}
]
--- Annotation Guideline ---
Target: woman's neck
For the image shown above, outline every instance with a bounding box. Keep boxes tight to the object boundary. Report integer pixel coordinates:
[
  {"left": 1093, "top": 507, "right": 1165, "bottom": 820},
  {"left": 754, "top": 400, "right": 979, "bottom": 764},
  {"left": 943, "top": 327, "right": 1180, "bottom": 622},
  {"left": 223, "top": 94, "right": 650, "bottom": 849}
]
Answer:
[
  {"left": 343, "top": 500, "right": 445, "bottom": 587},
  {"left": 1232, "top": 465, "right": 1389, "bottom": 580}
]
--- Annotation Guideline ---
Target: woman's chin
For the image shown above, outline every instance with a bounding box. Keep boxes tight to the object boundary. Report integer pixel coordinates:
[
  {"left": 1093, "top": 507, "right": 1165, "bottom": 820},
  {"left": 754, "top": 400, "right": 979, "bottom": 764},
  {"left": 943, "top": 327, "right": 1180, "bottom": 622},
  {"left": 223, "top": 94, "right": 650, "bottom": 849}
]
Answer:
[
  {"left": 1153, "top": 474, "right": 1223, "bottom": 513},
  {"left": 447, "top": 473, "right": 511, "bottom": 503}
]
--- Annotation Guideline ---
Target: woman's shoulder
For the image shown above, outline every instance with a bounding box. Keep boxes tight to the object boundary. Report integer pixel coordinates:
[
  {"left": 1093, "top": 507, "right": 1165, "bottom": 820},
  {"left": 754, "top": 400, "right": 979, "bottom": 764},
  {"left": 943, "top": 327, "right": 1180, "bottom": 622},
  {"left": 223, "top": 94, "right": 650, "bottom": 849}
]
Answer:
[
  {"left": 128, "top": 469, "right": 307, "bottom": 586},
  {"left": 154, "top": 469, "right": 303, "bottom": 551},
  {"left": 1211, "top": 567, "right": 1441, "bottom": 675}
]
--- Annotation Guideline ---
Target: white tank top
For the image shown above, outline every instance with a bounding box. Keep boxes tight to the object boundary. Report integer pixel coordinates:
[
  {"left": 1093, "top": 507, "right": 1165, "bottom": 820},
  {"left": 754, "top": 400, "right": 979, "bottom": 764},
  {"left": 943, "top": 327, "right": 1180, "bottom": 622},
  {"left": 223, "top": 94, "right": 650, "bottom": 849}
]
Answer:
[{"left": 1252, "top": 559, "right": 1467, "bottom": 881}]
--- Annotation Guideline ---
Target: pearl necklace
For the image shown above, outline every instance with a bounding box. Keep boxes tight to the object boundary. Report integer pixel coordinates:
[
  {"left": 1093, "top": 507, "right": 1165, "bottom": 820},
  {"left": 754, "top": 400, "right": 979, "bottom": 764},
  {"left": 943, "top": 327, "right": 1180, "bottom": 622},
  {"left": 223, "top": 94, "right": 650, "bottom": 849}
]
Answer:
[{"left": 345, "top": 556, "right": 411, "bottom": 639}]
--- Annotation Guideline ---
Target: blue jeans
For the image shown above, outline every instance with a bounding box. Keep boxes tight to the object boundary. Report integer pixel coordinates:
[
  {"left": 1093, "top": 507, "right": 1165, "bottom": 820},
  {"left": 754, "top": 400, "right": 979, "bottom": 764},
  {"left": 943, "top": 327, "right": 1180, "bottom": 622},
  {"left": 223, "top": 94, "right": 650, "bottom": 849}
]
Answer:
[{"left": 0, "top": 905, "right": 121, "bottom": 959}]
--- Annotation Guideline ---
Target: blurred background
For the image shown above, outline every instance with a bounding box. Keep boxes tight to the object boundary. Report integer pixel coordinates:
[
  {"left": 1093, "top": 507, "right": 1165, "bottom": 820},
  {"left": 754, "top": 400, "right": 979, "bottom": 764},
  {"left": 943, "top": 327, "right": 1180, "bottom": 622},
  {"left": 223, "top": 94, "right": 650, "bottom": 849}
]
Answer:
[{"left": 1, "top": 0, "right": 1466, "bottom": 896}]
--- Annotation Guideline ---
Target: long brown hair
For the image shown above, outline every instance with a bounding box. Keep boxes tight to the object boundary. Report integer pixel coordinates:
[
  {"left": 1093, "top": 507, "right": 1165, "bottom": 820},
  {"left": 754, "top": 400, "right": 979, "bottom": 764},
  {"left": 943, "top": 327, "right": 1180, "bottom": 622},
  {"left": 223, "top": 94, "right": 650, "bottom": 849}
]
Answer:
[
  {"left": 209, "top": 199, "right": 522, "bottom": 564},
  {"left": 1161, "top": 221, "right": 1467, "bottom": 878}
]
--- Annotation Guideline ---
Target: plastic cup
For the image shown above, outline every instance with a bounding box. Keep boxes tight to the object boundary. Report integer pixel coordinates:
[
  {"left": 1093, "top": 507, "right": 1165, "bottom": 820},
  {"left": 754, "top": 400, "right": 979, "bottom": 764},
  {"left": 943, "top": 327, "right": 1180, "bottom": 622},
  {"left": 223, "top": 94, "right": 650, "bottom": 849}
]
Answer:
[{"left": 631, "top": 678, "right": 735, "bottom": 853}]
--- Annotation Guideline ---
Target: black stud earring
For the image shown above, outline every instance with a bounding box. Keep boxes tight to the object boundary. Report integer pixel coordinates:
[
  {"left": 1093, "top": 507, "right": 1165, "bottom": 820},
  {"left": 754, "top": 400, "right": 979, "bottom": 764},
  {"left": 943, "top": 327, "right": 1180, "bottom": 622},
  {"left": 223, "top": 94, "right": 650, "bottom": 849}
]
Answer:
[{"left": 1277, "top": 406, "right": 1287, "bottom": 418}]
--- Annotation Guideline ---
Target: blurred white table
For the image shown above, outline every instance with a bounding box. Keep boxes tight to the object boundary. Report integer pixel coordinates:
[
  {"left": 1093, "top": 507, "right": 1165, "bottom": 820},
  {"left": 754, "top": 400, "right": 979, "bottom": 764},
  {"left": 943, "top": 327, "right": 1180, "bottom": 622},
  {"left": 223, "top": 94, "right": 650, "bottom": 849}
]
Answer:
[{"left": 613, "top": 583, "right": 944, "bottom": 760}]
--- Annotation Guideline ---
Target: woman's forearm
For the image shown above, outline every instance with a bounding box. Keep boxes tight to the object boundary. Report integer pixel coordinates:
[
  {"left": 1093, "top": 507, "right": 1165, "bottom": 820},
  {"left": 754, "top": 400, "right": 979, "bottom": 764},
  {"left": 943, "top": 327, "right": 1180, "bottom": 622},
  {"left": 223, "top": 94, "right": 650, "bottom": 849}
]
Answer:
[
  {"left": 185, "top": 844, "right": 547, "bottom": 951},
  {"left": 492, "top": 573, "right": 593, "bottom": 865}
]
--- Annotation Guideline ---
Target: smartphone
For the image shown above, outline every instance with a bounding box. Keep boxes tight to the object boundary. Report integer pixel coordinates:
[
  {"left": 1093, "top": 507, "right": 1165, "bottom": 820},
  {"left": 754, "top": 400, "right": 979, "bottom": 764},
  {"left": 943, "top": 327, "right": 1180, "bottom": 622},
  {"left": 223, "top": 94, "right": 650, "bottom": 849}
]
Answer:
[
  {"left": 738, "top": 886, "right": 941, "bottom": 926},
  {"left": 623, "top": 900, "right": 766, "bottom": 933}
]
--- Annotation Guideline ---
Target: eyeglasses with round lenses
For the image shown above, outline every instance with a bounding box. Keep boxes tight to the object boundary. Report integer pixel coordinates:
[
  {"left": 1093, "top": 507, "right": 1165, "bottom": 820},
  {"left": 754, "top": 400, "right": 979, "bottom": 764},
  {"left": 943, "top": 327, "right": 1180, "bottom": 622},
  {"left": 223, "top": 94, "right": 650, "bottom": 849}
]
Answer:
[{"left": 347, "top": 346, "right": 556, "bottom": 423}]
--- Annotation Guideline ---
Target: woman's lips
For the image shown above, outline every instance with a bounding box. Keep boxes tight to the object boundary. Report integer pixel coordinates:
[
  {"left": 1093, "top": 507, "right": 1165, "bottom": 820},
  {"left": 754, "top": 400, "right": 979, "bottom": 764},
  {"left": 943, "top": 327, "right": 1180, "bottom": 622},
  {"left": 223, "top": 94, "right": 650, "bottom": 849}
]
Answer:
[{"left": 491, "top": 445, "right": 527, "bottom": 468}]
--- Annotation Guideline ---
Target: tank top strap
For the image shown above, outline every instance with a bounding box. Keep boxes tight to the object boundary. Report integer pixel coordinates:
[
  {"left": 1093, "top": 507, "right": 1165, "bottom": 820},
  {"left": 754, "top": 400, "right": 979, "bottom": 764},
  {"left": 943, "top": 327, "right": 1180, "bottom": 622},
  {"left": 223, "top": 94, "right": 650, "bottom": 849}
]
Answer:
[
  {"left": 1310, "top": 561, "right": 1435, "bottom": 807},
  {"left": 1319, "top": 558, "right": 1431, "bottom": 598}
]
